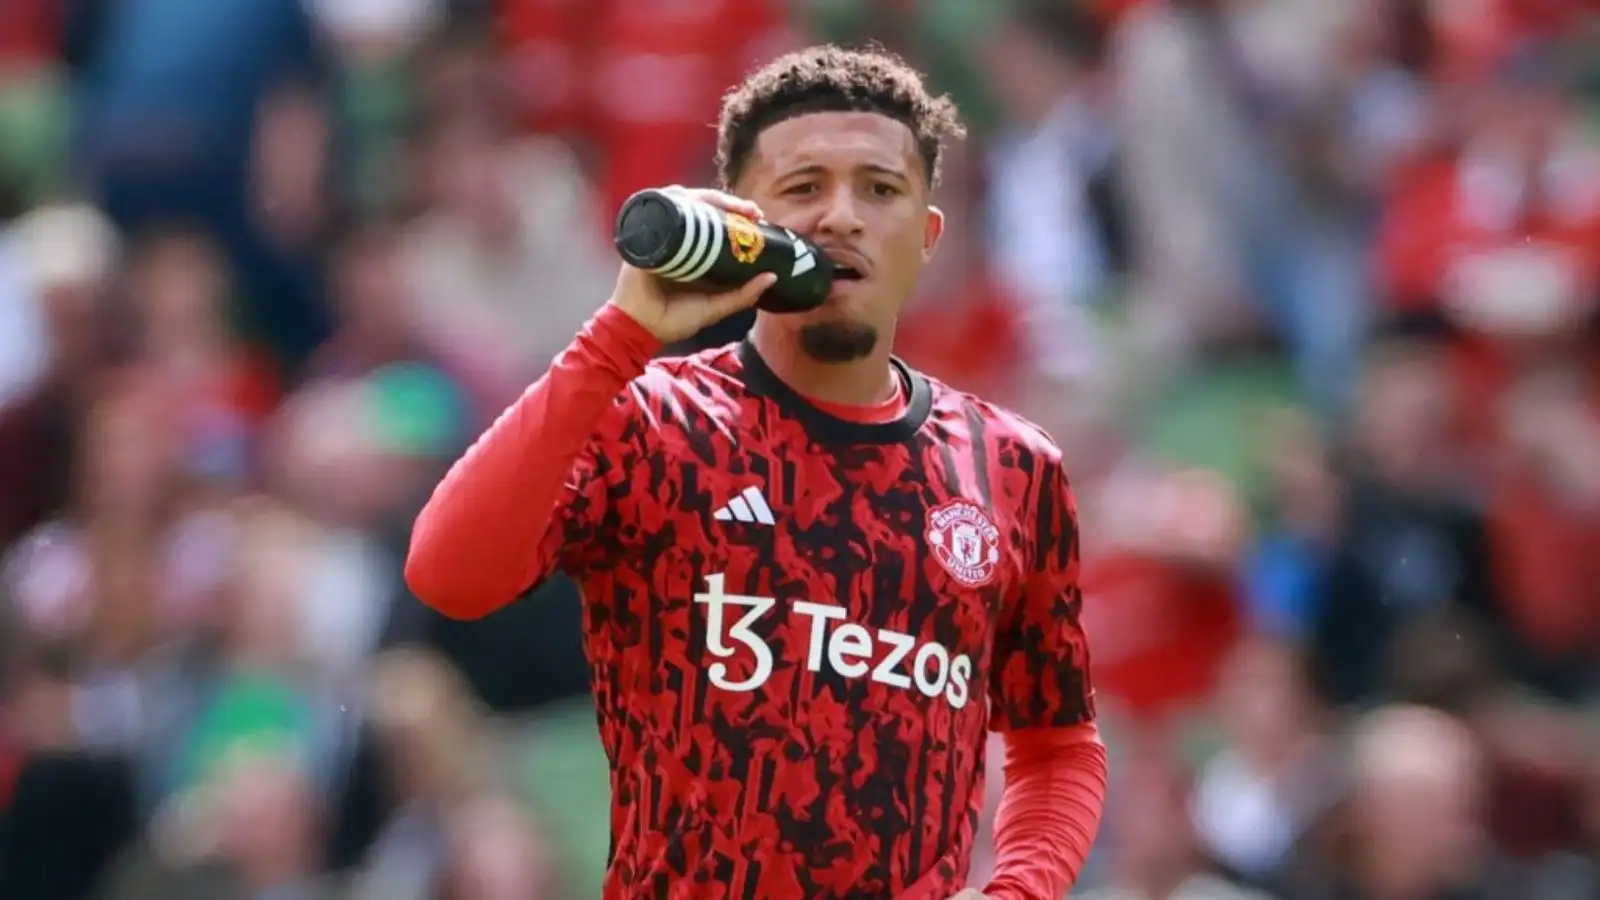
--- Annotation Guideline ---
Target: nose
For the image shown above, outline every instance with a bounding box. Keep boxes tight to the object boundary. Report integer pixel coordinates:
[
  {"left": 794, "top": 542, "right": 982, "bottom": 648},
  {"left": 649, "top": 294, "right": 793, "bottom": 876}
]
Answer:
[{"left": 814, "top": 184, "right": 864, "bottom": 239}]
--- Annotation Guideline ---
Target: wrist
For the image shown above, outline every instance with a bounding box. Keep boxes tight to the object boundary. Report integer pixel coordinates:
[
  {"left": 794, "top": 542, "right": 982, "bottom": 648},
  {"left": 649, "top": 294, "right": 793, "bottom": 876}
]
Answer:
[
  {"left": 605, "top": 288, "right": 670, "bottom": 340},
  {"left": 591, "top": 303, "right": 665, "bottom": 368}
]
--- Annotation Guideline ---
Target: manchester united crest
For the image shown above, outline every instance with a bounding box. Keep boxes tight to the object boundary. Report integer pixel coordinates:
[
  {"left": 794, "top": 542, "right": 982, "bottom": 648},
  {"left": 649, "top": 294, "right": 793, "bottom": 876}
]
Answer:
[
  {"left": 926, "top": 500, "right": 1001, "bottom": 587},
  {"left": 725, "top": 212, "right": 765, "bottom": 264}
]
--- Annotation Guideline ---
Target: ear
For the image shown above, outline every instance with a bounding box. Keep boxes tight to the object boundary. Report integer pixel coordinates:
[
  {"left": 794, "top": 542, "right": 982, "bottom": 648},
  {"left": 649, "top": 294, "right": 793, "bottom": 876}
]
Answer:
[{"left": 921, "top": 205, "right": 945, "bottom": 261}]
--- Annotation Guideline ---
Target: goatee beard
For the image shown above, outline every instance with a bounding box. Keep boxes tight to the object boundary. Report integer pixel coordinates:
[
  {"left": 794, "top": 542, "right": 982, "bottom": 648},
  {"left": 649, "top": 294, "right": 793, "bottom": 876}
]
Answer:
[{"left": 798, "top": 321, "right": 878, "bottom": 363}]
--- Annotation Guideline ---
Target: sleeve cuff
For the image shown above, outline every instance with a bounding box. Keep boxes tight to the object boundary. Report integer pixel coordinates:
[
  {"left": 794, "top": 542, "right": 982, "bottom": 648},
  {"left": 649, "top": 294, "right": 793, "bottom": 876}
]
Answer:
[{"left": 590, "top": 303, "right": 665, "bottom": 370}]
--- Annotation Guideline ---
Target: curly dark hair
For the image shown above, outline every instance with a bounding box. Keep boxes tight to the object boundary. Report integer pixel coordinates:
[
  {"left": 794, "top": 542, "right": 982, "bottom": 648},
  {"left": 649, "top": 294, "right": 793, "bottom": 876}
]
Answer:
[{"left": 715, "top": 44, "right": 966, "bottom": 190}]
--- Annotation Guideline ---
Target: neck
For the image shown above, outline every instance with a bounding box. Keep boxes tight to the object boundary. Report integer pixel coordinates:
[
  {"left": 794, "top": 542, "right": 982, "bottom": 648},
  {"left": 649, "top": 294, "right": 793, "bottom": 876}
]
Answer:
[{"left": 749, "top": 317, "right": 898, "bottom": 407}]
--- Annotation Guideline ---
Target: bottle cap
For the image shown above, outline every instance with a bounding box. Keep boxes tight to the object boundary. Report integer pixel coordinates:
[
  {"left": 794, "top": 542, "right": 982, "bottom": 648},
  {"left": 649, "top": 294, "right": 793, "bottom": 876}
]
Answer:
[{"left": 614, "top": 191, "right": 686, "bottom": 271}]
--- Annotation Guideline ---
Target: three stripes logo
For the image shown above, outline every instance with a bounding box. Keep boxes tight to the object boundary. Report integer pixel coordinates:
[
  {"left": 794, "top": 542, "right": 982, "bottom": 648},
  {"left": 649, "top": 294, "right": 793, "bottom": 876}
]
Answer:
[
  {"left": 713, "top": 486, "right": 776, "bottom": 525},
  {"left": 648, "top": 193, "right": 734, "bottom": 283}
]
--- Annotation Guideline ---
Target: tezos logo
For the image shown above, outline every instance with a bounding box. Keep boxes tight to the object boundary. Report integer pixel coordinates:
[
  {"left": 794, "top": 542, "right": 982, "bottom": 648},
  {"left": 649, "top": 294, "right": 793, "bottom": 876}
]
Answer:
[{"left": 693, "top": 574, "right": 971, "bottom": 709}]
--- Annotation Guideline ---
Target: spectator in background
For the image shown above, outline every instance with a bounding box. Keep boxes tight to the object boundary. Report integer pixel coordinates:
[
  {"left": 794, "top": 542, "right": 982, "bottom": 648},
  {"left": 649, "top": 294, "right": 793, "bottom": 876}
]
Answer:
[
  {"left": 502, "top": 0, "right": 795, "bottom": 216},
  {"left": 1191, "top": 638, "right": 1337, "bottom": 890},
  {"left": 261, "top": 366, "right": 465, "bottom": 684},
  {"left": 1385, "top": 612, "right": 1597, "bottom": 894},
  {"left": 0, "top": 2, "right": 1597, "bottom": 897},
  {"left": 1369, "top": 38, "right": 1600, "bottom": 701},
  {"left": 935, "top": 1, "right": 1126, "bottom": 436},
  {"left": 1115, "top": 0, "right": 1282, "bottom": 378},
  {"left": 1278, "top": 705, "right": 1508, "bottom": 900},
  {"left": 894, "top": 141, "right": 1050, "bottom": 412},
  {"left": 340, "top": 647, "right": 548, "bottom": 900},
  {"left": 1375, "top": 40, "right": 1600, "bottom": 443},
  {"left": 1335, "top": 0, "right": 1436, "bottom": 188},
  {"left": 302, "top": 0, "right": 443, "bottom": 212},
  {"left": 1077, "top": 744, "right": 1272, "bottom": 900},
  {"left": 1116, "top": 0, "right": 1377, "bottom": 417},
  {"left": 303, "top": 217, "right": 488, "bottom": 421},
  {"left": 156, "top": 501, "right": 351, "bottom": 795},
  {"left": 400, "top": 101, "right": 615, "bottom": 393},
  {"left": 125, "top": 225, "right": 283, "bottom": 431},
  {"left": 0, "top": 696, "right": 138, "bottom": 900},
  {"left": 250, "top": 76, "right": 336, "bottom": 259},
  {"left": 2, "top": 369, "right": 181, "bottom": 690},
  {"left": 74, "top": 0, "right": 331, "bottom": 367},
  {"left": 1245, "top": 408, "right": 1342, "bottom": 639},
  {"left": 100, "top": 750, "right": 341, "bottom": 900},
  {"left": 1310, "top": 341, "right": 1500, "bottom": 708},
  {"left": 307, "top": 219, "right": 431, "bottom": 379},
  {"left": 977, "top": 0, "right": 1121, "bottom": 373},
  {"left": 435, "top": 793, "right": 556, "bottom": 900},
  {"left": 1485, "top": 366, "right": 1600, "bottom": 700},
  {"left": 1080, "top": 465, "right": 1248, "bottom": 730},
  {"left": 0, "top": 203, "right": 119, "bottom": 548}
]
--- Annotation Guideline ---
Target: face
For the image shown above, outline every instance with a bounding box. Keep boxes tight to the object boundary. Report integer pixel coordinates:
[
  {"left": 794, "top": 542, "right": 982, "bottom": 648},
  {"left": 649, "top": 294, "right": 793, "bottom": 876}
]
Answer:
[
  {"left": 133, "top": 236, "right": 228, "bottom": 351},
  {"left": 1358, "top": 355, "right": 1451, "bottom": 482},
  {"left": 336, "top": 232, "right": 410, "bottom": 343},
  {"left": 1216, "top": 638, "right": 1312, "bottom": 758},
  {"left": 425, "top": 117, "right": 510, "bottom": 229},
  {"left": 979, "top": 24, "right": 1076, "bottom": 124},
  {"left": 733, "top": 112, "right": 944, "bottom": 364},
  {"left": 1359, "top": 765, "right": 1485, "bottom": 874},
  {"left": 253, "top": 85, "right": 328, "bottom": 236}
]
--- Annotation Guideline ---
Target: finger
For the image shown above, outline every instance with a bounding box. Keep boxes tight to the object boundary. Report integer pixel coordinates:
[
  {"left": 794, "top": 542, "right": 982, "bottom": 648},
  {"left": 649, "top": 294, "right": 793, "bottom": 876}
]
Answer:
[
  {"left": 693, "top": 188, "right": 765, "bottom": 221},
  {"left": 662, "top": 184, "right": 765, "bottom": 221}
]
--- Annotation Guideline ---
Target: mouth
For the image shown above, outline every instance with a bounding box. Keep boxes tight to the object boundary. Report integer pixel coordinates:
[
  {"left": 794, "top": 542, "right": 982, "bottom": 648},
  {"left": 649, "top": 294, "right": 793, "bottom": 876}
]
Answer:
[{"left": 821, "top": 248, "right": 870, "bottom": 283}]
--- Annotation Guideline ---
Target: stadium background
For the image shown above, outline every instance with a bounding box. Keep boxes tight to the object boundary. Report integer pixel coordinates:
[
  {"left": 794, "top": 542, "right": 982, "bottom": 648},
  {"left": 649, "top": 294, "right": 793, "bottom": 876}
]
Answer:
[{"left": 0, "top": 0, "right": 1596, "bottom": 897}]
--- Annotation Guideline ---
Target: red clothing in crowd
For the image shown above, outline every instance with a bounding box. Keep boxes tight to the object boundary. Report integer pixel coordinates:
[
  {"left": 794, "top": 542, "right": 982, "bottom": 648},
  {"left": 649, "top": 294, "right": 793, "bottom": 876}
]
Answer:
[
  {"left": 0, "top": 734, "right": 19, "bottom": 810},
  {"left": 1431, "top": 0, "right": 1593, "bottom": 82},
  {"left": 1079, "top": 552, "right": 1242, "bottom": 722},
  {"left": 1375, "top": 142, "right": 1600, "bottom": 435},
  {"left": 1489, "top": 468, "right": 1600, "bottom": 661},
  {"left": 502, "top": 0, "right": 795, "bottom": 219},
  {"left": 0, "top": 0, "right": 54, "bottom": 65},
  {"left": 1376, "top": 134, "right": 1600, "bottom": 675},
  {"left": 895, "top": 274, "right": 1031, "bottom": 405}
]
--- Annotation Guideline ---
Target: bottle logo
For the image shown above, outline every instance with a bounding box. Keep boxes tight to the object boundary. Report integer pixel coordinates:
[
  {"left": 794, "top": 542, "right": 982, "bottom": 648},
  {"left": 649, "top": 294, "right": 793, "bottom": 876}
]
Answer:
[
  {"left": 780, "top": 227, "right": 817, "bottom": 277},
  {"left": 725, "top": 212, "right": 765, "bottom": 264}
]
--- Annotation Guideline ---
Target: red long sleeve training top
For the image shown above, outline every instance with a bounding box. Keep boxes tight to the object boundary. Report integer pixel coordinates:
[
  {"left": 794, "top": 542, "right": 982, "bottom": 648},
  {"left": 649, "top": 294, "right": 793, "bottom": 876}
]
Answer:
[{"left": 407, "top": 305, "right": 1106, "bottom": 898}]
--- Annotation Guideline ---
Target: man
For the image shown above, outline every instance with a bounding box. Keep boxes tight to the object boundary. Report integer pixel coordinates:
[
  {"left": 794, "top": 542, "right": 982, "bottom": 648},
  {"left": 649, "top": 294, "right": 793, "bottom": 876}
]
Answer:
[{"left": 405, "top": 45, "right": 1108, "bottom": 899}]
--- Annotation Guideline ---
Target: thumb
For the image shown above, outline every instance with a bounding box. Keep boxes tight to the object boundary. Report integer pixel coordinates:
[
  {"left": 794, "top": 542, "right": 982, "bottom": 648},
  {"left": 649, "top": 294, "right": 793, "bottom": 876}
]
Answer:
[{"left": 704, "top": 272, "right": 777, "bottom": 319}]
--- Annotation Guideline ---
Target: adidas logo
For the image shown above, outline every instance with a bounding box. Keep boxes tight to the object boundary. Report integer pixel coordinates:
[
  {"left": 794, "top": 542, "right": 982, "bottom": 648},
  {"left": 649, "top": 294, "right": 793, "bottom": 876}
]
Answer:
[
  {"left": 782, "top": 227, "right": 817, "bottom": 277},
  {"left": 713, "top": 486, "right": 775, "bottom": 525}
]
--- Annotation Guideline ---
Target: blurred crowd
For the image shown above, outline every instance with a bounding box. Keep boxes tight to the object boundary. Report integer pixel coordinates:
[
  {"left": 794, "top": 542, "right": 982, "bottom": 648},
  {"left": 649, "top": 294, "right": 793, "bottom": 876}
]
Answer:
[{"left": 0, "top": 0, "right": 1597, "bottom": 899}]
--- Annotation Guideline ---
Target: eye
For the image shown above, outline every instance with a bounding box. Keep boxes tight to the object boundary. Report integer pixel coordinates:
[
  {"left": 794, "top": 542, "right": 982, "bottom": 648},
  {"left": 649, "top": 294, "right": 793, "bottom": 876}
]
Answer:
[
  {"left": 782, "top": 182, "right": 818, "bottom": 197},
  {"left": 870, "top": 182, "right": 901, "bottom": 198}
]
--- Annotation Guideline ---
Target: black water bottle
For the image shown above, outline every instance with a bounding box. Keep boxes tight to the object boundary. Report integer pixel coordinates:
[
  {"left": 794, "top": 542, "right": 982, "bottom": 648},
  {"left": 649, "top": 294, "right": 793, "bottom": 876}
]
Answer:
[{"left": 612, "top": 188, "right": 834, "bottom": 314}]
